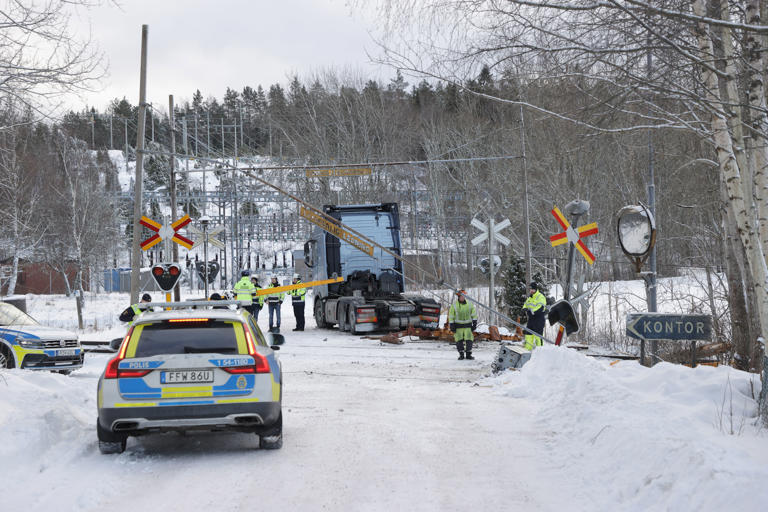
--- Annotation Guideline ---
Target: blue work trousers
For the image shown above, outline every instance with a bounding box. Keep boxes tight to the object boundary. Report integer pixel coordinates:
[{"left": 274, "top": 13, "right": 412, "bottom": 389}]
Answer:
[{"left": 268, "top": 302, "right": 281, "bottom": 329}]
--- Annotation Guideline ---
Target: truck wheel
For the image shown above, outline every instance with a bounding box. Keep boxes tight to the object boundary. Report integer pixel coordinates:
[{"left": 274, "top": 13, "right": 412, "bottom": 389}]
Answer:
[
  {"left": 314, "top": 300, "right": 332, "bottom": 328},
  {"left": 348, "top": 308, "right": 359, "bottom": 335},
  {"left": 0, "top": 345, "right": 14, "bottom": 369}
]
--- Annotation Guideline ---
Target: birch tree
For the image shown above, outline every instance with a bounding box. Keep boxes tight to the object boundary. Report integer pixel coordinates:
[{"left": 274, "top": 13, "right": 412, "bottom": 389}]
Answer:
[
  {"left": 0, "top": 0, "right": 105, "bottom": 122},
  {"left": 364, "top": 0, "right": 768, "bottom": 369}
]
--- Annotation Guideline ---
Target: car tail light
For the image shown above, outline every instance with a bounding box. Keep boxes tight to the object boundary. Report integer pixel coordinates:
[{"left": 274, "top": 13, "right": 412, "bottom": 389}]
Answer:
[
  {"left": 223, "top": 366, "right": 256, "bottom": 374},
  {"left": 104, "top": 329, "right": 133, "bottom": 379},
  {"left": 117, "top": 369, "right": 151, "bottom": 378},
  {"left": 356, "top": 308, "right": 377, "bottom": 323},
  {"left": 422, "top": 307, "right": 440, "bottom": 315},
  {"left": 243, "top": 325, "right": 270, "bottom": 373},
  {"left": 104, "top": 355, "right": 121, "bottom": 379},
  {"left": 168, "top": 318, "right": 209, "bottom": 323}
]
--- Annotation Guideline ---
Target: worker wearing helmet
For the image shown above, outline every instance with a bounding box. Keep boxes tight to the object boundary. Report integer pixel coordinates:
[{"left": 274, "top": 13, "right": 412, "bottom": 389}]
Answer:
[
  {"left": 234, "top": 270, "right": 257, "bottom": 316},
  {"left": 119, "top": 293, "right": 152, "bottom": 323},
  {"left": 448, "top": 289, "right": 478, "bottom": 360},
  {"left": 289, "top": 273, "right": 306, "bottom": 331},
  {"left": 266, "top": 275, "right": 286, "bottom": 333},
  {"left": 250, "top": 275, "right": 264, "bottom": 321},
  {"left": 523, "top": 281, "right": 547, "bottom": 350}
]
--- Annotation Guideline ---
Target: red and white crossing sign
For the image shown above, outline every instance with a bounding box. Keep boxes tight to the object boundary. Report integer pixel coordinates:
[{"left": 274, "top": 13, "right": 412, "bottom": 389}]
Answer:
[
  {"left": 549, "top": 206, "right": 598, "bottom": 265},
  {"left": 139, "top": 214, "right": 193, "bottom": 251}
]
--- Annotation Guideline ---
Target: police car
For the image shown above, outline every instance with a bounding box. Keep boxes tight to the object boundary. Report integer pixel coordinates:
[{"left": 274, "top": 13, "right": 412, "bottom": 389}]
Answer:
[
  {"left": 96, "top": 301, "right": 283, "bottom": 454},
  {"left": 0, "top": 302, "right": 83, "bottom": 373}
]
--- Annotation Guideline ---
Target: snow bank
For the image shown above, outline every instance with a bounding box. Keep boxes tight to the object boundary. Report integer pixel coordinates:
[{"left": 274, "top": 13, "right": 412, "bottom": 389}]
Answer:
[{"left": 488, "top": 346, "right": 768, "bottom": 511}]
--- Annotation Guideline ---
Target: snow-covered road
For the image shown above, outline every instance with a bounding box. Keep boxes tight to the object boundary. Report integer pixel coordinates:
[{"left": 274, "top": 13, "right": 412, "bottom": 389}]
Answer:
[
  {"left": 0, "top": 325, "right": 585, "bottom": 511},
  {"left": 2, "top": 305, "right": 768, "bottom": 511}
]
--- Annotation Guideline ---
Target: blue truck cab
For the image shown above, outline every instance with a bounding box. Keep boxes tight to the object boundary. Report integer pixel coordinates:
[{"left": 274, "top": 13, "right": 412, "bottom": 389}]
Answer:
[{"left": 305, "top": 203, "right": 440, "bottom": 333}]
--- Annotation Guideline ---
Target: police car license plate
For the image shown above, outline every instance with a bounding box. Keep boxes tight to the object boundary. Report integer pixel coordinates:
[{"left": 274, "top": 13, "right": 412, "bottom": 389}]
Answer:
[
  {"left": 161, "top": 370, "right": 214, "bottom": 384},
  {"left": 57, "top": 349, "right": 76, "bottom": 357}
]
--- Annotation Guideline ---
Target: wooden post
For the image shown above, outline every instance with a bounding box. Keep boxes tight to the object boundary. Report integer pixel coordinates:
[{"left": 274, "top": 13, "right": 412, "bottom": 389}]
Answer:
[{"left": 129, "top": 25, "right": 149, "bottom": 304}]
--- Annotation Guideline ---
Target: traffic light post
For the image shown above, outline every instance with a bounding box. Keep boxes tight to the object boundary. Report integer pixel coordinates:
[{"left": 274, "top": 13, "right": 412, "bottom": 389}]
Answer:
[{"left": 151, "top": 263, "right": 182, "bottom": 306}]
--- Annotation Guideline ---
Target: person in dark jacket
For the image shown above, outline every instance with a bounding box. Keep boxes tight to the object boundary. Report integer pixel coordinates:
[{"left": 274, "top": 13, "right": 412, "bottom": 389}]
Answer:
[
  {"left": 523, "top": 282, "right": 547, "bottom": 350},
  {"left": 250, "top": 276, "right": 263, "bottom": 321},
  {"left": 289, "top": 273, "right": 306, "bottom": 331},
  {"left": 119, "top": 293, "right": 151, "bottom": 323},
  {"left": 265, "top": 275, "right": 286, "bottom": 333}
]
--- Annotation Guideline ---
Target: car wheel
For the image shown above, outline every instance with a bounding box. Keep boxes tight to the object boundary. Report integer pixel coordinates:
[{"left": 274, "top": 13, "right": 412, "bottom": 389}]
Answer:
[
  {"left": 97, "top": 420, "right": 127, "bottom": 454},
  {"left": 0, "top": 345, "right": 14, "bottom": 369},
  {"left": 259, "top": 413, "right": 283, "bottom": 450},
  {"left": 99, "top": 439, "right": 127, "bottom": 454}
]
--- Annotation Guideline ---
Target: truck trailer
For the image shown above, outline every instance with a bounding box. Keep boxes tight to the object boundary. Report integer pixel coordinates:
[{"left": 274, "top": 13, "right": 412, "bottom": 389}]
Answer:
[{"left": 304, "top": 203, "right": 441, "bottom": 333}]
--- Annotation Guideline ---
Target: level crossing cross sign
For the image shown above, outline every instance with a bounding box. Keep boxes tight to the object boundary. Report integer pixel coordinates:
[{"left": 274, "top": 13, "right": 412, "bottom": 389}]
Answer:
[
  {"left": 471, "top": 218, "right": 511, "bottom": 247},
  {"left": 188, "top": 225, "right": 226, "bottom": 250},
  {"left": 139, "top": 214, "right": 194, "bottom": 251},
  {"left": 549, "top": 206, "right": 598, "bottom": 265}
]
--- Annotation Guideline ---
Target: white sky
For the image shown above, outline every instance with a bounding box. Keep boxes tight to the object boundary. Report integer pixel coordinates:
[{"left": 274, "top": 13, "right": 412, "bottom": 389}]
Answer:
[{"left": 69, "top": 0, "right": 384, "bottom": 112}]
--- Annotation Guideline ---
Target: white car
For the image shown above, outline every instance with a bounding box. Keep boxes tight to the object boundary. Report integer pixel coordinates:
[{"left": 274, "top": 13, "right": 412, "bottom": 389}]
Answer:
[
  {"left": 96, "top": 303, "right": 283, "bottom": 454},
  {"left": 0, "top": 302, "right": 83, "bottom": 373}
]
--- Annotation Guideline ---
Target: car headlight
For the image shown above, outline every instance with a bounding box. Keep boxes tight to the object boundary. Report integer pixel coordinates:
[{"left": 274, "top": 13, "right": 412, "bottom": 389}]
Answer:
[{"left": 18, "top": 339, "right": 44, "bottom": 349}]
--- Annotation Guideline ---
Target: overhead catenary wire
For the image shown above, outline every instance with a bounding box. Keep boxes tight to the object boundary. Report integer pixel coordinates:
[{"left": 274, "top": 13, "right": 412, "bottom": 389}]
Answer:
[
  {"left": 232, "top": 166, "right": 559, "bottom": 345},
  {"left": 137, "top": 145, "right": 556, "bottom": 344},
  {"left": 137, "top": 148, "right": 522, "bottom": 173}
]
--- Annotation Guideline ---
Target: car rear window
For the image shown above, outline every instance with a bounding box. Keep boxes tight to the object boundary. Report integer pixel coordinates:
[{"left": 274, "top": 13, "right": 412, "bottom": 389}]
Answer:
[{"left": 130, "top": 320, "right": 244, "bottom": 357}]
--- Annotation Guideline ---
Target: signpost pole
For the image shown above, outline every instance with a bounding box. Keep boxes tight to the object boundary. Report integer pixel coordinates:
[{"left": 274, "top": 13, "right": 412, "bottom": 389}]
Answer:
[
  {"left": 163, "top": 214, "right": 171, "bottom": 304},
  {"left": 203, "top": 222, "right": 210, "bottom": 299},
  {"left": 489, "top": 217, "right": 495, "bottom": 326}
]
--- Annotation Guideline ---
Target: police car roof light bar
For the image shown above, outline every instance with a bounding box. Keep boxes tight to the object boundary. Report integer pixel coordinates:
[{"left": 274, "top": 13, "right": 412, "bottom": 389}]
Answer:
[{"left": 139, "top": 300, "right": 251, "bottom": 309}]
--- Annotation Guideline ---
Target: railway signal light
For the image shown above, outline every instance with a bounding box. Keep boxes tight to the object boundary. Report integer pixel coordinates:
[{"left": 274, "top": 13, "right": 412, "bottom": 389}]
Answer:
[
  {"left": 548, "top": 300, "right": 579, "bottom": 336},
  {"left": 151, "top": 263, "right": 182, "bottom": 291}
]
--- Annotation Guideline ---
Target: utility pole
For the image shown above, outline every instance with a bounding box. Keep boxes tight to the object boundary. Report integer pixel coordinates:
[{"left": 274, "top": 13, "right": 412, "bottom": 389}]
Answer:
[
  {"left": 520, "top": 105, "right": 532, "bottom": 286},
  {"left": 124, "top": 118, "right": 129, "bottom": 175},
  {"left": 646, "top": 30, "right": 659, "bottom": 364},
  {"left": 234, "top": 121, "right": 240, "bottom": 272},
  {"left": 183, "top": 117, "right": 190, "bottom": 214},
  {"left": 169, "top": 95, "right": 180, "bottom": 301},
  {"left": 130, "top": 24, "right": 149, "bottom": 304}
]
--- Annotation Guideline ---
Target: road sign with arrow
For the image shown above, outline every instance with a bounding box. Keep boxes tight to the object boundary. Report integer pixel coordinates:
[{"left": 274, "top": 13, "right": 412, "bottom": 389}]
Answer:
[{"left": 626, "top": 314, "right": 712, "bottom": 341}]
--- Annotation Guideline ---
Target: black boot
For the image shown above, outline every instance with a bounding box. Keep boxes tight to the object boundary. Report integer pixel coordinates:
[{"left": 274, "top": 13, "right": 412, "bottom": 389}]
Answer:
[
  {"left": 458, "top": 352, "right": 465, "bottom": 360},
  {"left": 465, "top": 352, "right": 475, "bottom": 360}
]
